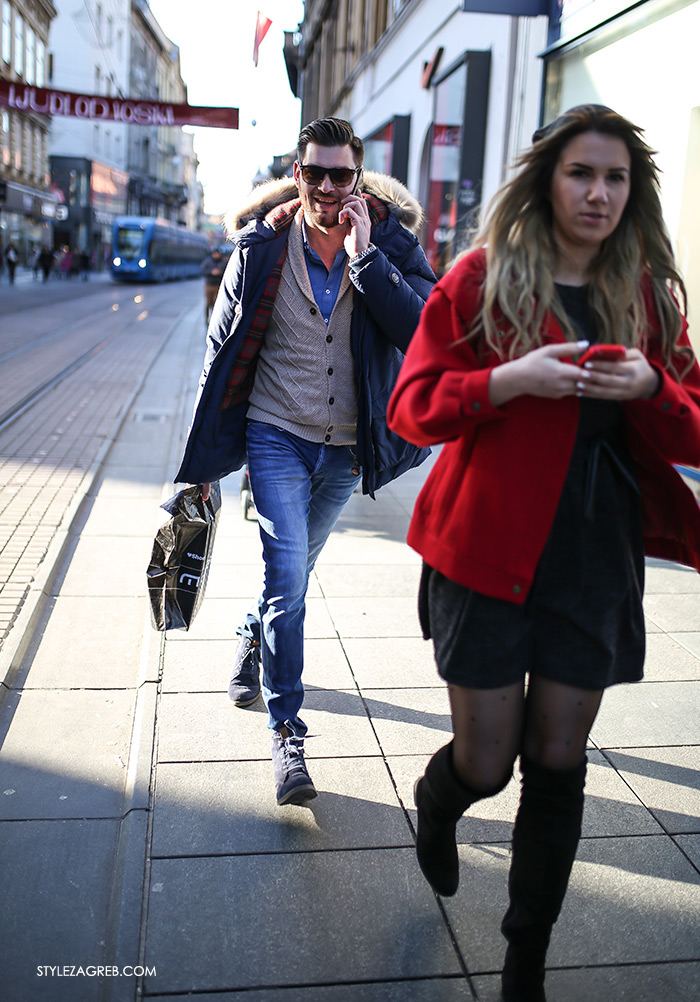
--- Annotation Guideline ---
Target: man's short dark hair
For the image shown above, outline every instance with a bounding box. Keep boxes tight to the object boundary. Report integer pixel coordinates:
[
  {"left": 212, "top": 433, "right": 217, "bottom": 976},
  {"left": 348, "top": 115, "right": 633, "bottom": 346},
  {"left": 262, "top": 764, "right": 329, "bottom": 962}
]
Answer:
[{"left": 297, "top": 117, "right": 364, "bottom": 166}]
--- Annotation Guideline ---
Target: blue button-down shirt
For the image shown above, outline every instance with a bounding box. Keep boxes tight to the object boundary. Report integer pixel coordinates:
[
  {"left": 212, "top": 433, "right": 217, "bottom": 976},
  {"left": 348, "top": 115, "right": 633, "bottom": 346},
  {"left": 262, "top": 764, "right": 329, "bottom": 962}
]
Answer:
[{"left": 301, "top": 220, "right": 347, "bottom": 326}]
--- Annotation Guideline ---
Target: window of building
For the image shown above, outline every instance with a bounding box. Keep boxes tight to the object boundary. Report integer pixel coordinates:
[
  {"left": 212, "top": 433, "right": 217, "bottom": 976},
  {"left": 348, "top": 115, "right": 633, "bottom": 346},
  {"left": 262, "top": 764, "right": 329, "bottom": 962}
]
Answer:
[
  {"left": 37, "top": 38, "right": 45, "bottom": 85},
  {"left": 1, "top": 110, "right": 10, "bottom": 166},
  {"left": 13, "top": 10, "right": 22, "bottom": 76},
  {"left": 95, "top": 64, "right": 101, "bottom": 94},
  {"left": 424, "top": 52, "right": 490, "bottom": 276},
  {"left": 96, "top": 3, "right": 102, "bottom": 42},
  {"left": 2, "top": 1, "right": 11, "bottom": 64},
  {"left": 25, "top": 25, "right": 34, "bottom": 84},
  {"left": 33, "top": 125, "right": 42, "bottom": 179}
]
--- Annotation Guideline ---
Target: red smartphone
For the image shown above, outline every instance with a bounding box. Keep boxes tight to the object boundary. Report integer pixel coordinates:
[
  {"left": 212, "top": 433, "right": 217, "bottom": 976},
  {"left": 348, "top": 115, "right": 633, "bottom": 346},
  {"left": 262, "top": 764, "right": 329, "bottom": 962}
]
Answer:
[{"left": 577, "top": 344, "right": 626, "bottom": 366}]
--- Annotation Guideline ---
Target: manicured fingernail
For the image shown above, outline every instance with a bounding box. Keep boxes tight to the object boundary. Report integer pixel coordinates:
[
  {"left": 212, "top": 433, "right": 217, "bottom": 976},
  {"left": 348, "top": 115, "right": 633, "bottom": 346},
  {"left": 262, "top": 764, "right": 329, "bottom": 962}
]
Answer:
[
  {"left": 577, "top": 340, "right": 590, "bottom": 348},
  {"left": 583, "top": 362, "right": 593, "bottom": 370},
  {"left": 576, "top": 381, "right": 586, "bottom": 391}
]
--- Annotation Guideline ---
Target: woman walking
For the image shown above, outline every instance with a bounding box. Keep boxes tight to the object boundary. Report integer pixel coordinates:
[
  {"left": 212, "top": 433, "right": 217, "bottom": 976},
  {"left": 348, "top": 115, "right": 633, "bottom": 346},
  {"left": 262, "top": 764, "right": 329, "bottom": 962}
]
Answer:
[{"left": 387, "top": 104, "right": 700, "bottom": 1001}]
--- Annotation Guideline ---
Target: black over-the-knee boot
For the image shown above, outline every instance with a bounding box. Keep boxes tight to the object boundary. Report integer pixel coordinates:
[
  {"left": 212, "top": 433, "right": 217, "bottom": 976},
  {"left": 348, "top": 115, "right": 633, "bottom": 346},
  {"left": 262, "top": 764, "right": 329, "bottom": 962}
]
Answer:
[
  {"left": 500, "top": 755, "right": 587, "bottom": 1002},
  {"left": 414, "top": 741, "right": 510, "bottom": 897}
]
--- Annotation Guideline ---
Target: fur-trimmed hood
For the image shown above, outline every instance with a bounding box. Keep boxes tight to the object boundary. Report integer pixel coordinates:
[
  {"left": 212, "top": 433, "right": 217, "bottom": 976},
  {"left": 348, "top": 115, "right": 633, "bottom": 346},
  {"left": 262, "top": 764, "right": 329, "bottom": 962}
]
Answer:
[{"left": 224, "top": 171, "right": 424, "bottom": 238}]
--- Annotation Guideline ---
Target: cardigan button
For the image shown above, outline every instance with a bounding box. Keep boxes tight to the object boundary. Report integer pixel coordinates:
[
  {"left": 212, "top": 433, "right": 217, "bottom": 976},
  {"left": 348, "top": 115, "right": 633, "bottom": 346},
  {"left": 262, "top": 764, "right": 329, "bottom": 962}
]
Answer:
[
  {"left": 512, "top": 585, "right": 522, "bottom": 595},
  {"left": 661, "top": 401, "right": 671, "bottom": 411},
  {"left": 471, "top": 401, "right": 482, "bottom": 411},
  {"left": 310, "top": 307, "right": 317, "bottom": 315}
]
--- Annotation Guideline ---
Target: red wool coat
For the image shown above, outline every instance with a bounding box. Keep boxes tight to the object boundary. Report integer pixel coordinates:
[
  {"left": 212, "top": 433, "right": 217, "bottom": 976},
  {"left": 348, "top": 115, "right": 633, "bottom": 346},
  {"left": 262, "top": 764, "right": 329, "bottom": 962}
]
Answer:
[{"left": 387, "top": 249, "right": 700, "bottom": 604}]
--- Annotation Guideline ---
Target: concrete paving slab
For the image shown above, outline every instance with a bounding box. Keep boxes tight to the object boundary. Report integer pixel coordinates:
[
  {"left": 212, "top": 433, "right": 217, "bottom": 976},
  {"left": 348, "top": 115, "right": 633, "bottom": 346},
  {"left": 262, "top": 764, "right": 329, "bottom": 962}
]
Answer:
[
  {"left": 326, "top": 595, "right": 423, "bottom": 638},
  {"left": 88, "top": 466, "right": 167, "bottom": 499},
  {"left": 0, "top": 689, "right": 135, "bottom": 818},
  {"left": 317, "top": 534, "right": 422, "bottom": 566},
  {"left": 313, "top": 563, "right": 421, "bottom": 598},
  {"left": 388, "top": 753, "right": 518, "bottom": 844},
  {"left": 472, "top": 961, "right": 700, "bottom": 1002},
  {"left": 548, "top": 834, "right": 700, "bottom": 968},
  {"left": 75, "top": 496, "right": 165, "bottom": 538},
  {"left": 155, "top": 687, "right": 380, "bottom": 763},
  {"left": 161, "top": 635, "right": 355, "bottom": 693},
  {"left": 52, "top": 535, "right": 152, "bottom": 598},
  {"left": 670, "top": 631, "right": 700, "bottom": 661},
  {"left": 343, "top": 636, "right": 437, "bottom": 688},
  {"left": 0, "top": 818, "right": 120, "bottom": 1002},
  {"left": 643, "top": 592, "right": 700, "bottom": 633},
  {"left": 164, "top": 596, "right": 249, "bottom": 642},
  {"left": 644, "top": 558, "right": 700, "bottom": 593},
  {"left": 675, "top": 832, "right": 700, "bottom": 869},
  {"left": 362, "top": 686, "right": 452, "bottom": 755},
  {"left": 643, "top": 632, "right": 700, "bottom": 682},
  {"left": 387, "top": 749, "right": 663, "bottom": 846},
  {"left": 151, "top": 978, "right": 475, "bottom": 1002},
  {"left": 105, "top": 439, "right": 169, "bottom": 467},
  {"left": 10, "top": 596, "right": 146, "bottom": 690},
  {"left": 205, "top": 561, "right": 265, "bottom": 599},
  {"left": 151, "top": 756, "right": 413, "bottom": 856},
  {"left": 606, "top": 747, "right": 700, "bottom": 834},
  {"left": 445, "top": 834, "right": 700, "bottom": 974},
  {"left": 591, "top": 680, "right": 700, "bottom": 747},
  {"left": 143, "top": 849, "right": 461, "bottom": 994}
]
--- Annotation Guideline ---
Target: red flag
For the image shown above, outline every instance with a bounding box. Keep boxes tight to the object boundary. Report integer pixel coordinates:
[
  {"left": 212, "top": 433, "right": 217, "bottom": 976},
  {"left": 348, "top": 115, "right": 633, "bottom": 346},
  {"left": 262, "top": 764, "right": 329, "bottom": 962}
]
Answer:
[{"left": 253, "top": 12, "right": 272, "bottom": 67}]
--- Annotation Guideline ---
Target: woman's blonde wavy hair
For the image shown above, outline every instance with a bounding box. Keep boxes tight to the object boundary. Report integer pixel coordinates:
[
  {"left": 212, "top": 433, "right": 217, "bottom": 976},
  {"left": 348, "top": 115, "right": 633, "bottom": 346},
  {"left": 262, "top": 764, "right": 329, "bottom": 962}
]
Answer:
[{"left": 468, "top": 104, "right": 689, "bottom": 371}]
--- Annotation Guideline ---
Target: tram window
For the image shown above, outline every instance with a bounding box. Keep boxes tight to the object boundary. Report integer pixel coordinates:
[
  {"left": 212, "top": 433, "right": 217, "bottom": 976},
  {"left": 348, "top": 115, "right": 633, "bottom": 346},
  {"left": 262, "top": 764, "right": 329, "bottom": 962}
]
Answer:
[{"left": 117, "top": 229, "right": 144, "bottom": 259}]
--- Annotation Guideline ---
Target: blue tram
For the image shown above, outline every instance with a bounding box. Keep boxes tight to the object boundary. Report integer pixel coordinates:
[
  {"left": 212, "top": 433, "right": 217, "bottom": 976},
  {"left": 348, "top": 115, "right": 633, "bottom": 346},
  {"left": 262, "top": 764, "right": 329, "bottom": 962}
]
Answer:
[{"left": 111, "top": 216, "right": 209, "bottom": 282}]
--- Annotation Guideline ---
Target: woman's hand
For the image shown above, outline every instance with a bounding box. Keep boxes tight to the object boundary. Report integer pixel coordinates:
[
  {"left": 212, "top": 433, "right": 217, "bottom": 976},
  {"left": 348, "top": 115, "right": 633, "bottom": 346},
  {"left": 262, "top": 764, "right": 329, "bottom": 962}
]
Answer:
[
  {"left": 489, "top": 341, "right": 589, "bottom": 406},
  {"left": 577, "top": 347, "right": 661, "bottom": 400}
]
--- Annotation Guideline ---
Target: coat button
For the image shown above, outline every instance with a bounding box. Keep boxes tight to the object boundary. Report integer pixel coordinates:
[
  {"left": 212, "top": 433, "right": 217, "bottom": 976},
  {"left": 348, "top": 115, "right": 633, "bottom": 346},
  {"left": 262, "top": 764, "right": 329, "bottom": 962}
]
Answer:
[
  {"left": 234, "top": 303, "right": 242, "bottom": 314},
  {"left": 471, "top": 401, "right": 481, "bottom": 411},
  {"left": 390, "top": 272, "right": 400, "bottom": 284},
  {"left": 662, "top": 401, "right": 671, "bottom": 411},
  {"left": 512, "top": 585, "right": 522, "bottom": 595}
]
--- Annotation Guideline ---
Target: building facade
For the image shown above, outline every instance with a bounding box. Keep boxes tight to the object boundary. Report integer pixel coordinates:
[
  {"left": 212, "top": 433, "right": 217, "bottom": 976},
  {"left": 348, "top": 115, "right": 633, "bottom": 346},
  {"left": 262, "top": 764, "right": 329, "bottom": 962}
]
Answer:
[
  {"left": 289, "top": 0, "right": 549, "bottom": 274},
  {"left": 0, "top": 0, "right": 58, "bottom": 267},
  {"left": 47, "top": 0, "right": 203, "bottom": 267}
]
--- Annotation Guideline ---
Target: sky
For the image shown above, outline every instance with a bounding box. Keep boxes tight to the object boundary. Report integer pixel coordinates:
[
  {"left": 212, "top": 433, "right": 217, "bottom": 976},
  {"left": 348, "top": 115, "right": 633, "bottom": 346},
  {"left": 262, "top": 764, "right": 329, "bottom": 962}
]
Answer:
[{"left": 147, "top": 0, "right": 304, "bottom": 216}]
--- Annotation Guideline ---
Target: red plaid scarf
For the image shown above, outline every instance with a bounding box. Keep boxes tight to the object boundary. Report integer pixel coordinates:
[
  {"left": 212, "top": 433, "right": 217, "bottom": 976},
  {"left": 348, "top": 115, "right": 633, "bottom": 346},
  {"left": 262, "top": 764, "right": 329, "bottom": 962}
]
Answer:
[{"left": 221, "top": 194, "right": 389, "bottom": 411}]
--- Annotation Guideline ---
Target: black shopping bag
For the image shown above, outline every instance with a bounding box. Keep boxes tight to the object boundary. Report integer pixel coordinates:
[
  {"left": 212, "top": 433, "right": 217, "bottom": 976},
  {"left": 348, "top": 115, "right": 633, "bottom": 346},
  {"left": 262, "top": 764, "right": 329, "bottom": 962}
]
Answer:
[{"left": 147, "top": 481, "right": 222, "bottom": 631}]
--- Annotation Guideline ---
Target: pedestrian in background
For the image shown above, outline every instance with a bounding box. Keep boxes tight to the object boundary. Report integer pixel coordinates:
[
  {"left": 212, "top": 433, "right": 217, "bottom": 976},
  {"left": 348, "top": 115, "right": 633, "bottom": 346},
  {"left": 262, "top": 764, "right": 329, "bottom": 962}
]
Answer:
[
  {"left": 38, "top": 247, "right": 54, "bottom": 282},
  {"left": 175, "top": 117, "right": 435, "bottom": 806},
  {"left": 5, "top": 242, "right": 18, "bottom": 283},
  {"left": 388, "top": 104, "right": 700, "bottom": 1002},
  {"left": 79, "top": 249, "right": 90, "bottom": 281},
  {"left": 200, "top": 245, "right": 227, "bottom": 325}
]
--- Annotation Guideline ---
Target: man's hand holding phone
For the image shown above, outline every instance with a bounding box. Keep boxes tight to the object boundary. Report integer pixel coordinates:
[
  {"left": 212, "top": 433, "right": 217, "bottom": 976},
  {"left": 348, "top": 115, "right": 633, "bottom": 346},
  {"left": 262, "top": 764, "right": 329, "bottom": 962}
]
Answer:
[{"left": 340, "top": 193, "right": 372, "bottom": 259}]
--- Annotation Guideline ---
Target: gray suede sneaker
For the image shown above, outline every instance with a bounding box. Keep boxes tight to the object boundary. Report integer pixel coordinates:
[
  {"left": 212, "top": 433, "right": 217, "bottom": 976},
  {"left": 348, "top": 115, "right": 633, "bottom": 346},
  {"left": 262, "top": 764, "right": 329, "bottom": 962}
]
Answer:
[
  {"left": 271, "top": 726, "right": 317, "bottom": 806},
  {"left": 228, "top": 638, "right": 261, "bottom": 706}
]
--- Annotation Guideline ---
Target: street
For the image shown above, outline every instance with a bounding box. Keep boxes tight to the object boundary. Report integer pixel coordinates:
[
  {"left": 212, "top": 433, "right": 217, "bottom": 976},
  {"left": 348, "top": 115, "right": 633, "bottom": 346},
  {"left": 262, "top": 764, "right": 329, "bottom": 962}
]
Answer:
[
  {"left": 0, "top": 273, "right": 205, "bottom": 648},
  {"left": 0, "top": 276, "right": 699, "bottom": 1001}
]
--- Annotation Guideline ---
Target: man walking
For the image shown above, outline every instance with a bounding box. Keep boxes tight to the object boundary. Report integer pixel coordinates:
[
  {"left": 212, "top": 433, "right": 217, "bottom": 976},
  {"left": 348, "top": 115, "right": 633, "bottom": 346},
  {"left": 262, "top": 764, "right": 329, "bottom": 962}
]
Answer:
[{"left": 175, "top": 117, "right": 435, "bottom": 805}]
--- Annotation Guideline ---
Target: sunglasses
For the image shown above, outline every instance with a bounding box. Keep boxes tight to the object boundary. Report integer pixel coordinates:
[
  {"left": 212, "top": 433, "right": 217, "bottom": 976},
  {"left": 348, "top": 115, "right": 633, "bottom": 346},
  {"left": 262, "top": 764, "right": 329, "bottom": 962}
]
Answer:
[{"left": 297, "top": 163, "right": 362, "bottom": 187}]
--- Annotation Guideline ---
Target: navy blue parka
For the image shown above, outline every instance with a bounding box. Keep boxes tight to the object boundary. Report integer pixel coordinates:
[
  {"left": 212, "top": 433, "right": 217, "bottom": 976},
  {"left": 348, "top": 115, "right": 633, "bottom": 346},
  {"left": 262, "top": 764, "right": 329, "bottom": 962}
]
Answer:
[{"left": 174, "top": 172, "right": 436, "bottom": 497}]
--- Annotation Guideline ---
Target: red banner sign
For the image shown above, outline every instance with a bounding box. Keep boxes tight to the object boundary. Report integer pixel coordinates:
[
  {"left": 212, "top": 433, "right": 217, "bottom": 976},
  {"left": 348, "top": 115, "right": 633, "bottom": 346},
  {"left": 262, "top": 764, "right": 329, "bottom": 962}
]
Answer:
[{"left": 0, "top": 81, "right": 239, "bottom": 129}]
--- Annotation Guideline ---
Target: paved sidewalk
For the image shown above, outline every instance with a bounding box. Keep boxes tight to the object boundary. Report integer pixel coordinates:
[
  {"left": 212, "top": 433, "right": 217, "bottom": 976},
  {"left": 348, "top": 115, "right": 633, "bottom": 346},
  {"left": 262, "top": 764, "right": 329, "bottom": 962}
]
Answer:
[{"left": 0, "top": 295, "right": 699, "bottom": 1001}]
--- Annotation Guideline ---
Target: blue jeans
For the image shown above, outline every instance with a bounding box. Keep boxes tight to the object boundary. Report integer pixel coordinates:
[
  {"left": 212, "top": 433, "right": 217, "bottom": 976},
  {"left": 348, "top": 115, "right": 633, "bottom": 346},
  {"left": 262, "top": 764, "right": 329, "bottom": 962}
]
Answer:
[{"left": 238, "top": 420, "right": 360, "bottom": 736}]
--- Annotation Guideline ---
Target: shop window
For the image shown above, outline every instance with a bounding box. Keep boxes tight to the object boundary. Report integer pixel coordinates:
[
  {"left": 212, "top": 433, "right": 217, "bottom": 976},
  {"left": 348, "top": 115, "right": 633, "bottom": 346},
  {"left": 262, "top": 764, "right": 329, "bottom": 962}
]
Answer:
[
  {"left": 36, "top": 39, "right": 45, "bottom": 86},
  {"left": 364, "top": 116, "right": 410, "bottom": 183},
  {"left": 25, "top": 25, "right": 34, "bottom": 85},
  {"left": 424, "top": 51, "right": 490, "bottom": 276},
  {"left": 2, "top": 1, "right": 11, "bottom": 64},
  {"left": 1, "top": 110, "right": 10, "bottom": 166},
  {"left": 13, "top": 10, "right": 23, "bottom": 76}
]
